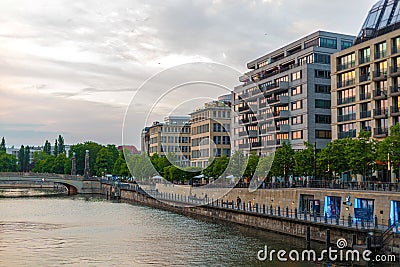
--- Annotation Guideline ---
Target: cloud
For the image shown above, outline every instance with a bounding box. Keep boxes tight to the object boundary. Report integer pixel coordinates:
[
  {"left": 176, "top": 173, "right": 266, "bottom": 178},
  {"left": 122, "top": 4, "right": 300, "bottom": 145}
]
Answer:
[{"left": 0, "top": 0, "right": 377, "bottom": 147}]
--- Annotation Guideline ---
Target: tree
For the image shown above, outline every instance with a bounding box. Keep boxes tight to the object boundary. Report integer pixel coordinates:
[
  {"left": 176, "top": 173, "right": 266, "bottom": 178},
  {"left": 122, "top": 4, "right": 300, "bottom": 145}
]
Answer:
[
  {"left": 225, "top": 150, "right": 247, "bottom": 178},
  {"left": 106, "top": 144, "right": 119, "bottom": 166},
  {"left": 244, "top": 152, "right": 259, "bottom": 179},
  {"left": 377, "top": 124, "right": 400, "bottom": 180},
  {"left": 53, "top": 154, "right": 67, "bottom": 174},
  {"left": 347, "top": 131, "right": 376, "bottom": 180},
  {"left": 24, "top": 146, "right": 31, "bottom": 171},
  {"left": 43, "top": 140, "right": 52, "bottom": 155},
  {"left": 270, "top": 142, "right": 294, "bottom": 181},
  {"left": 0, "top": 137, "right": 6, "bottom": 153},
  {"left": 164, "top": 165, "right": 185, "bottom": 183},
  {"left": 113, "top": 155, "right": 129, "bottom": 177},
  {"left": 0, "top": 152, "right": 17, "bottom": 172},
  {"left": 57, "top": 135, "right": 65, "bottom": 155},
  {"left": 150, "top": 153, "right": 171, "bottom": 177},
  {"left": 68, "top": 142, "right": 103, "bottom": 175},
  {"left": 18, "top": 145, "right": 25, "bottom": 172},
  {"left": 54, "top": 139, "right": 58, "bottom": 157},
  {"left": 294, "top": 142, "right": 314, "bottom": 177},
  {"left": 127, "top": 154, "right": 156, "bottom": 181},
  {"left": 94, "top": 147, "right": 113, "bottom": 176}
]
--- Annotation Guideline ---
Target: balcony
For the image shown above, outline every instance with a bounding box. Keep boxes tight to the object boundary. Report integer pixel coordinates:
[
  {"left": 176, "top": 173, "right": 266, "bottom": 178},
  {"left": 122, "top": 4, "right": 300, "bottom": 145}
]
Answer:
[
  {"left": 338, "top": 114, "right": 356, "bottom": 122},
  {"left": 250, "top": 141, "right": 262, "bottom": 148},
  {"left": 373, "top": 70, "right": 388, "bottom": 81},
  {"left": 360, "top": 110, "right": 372, "bottom": 119},
  {"left": 373, "top": 127, "right": 388, "bottom": 138},
  {"left": 359, "top": 56, "right": 370, "bottom": 65},
  {"left": 337, "top": 79, "right": 355, "bottom": 89},
  {"left": 374, "top": 50, "right": 387, "bottom": 60},
  {"left": 391, "top": 106, "right": 400, "bottom": 116},
  {"left": 276, "top": 124, "right": 290, "bottom": 132},
  {"left": 359, "top": 93, "right": 371, "bottom": 101},
  {"left": 338, "top": 130, "right": 356, "bottom": 139},
  {"left": 238, "top": 143, "right": 249, "bottom": 149},
  {"left": 261, "top": 81, "right": 290, "bottom": 93},
  {"left": 390, "top": 66, "right": 400, "bottom": 77},
  {"left": 337, "top": 61, "right": 355, "bottom": 71},
  {"left": 373, "top": 89, "right": 388, "bottom": 99},
  {"left": 337, "top": 96, "right": 356, "bottom": 105},
  {"left": 276, "top": 139, "right": 290, "bottom": 146},
  {"left": 238, "top": 105, "right": 250, "bottom": 112},
  {"left": 359, "top": 74, "right": 371, "bottom": 83},
  {"left": 391, "top": 86, "right": 400, "bottom": 96},
  {"left": 269, "top": 95, "right": 289, "bottom": 106},
  {"left": 273, "top": 110, "right": 290, "bottom": 119},
  {"left": 373, "top": 108, "right": 388, "bottom": 118}
]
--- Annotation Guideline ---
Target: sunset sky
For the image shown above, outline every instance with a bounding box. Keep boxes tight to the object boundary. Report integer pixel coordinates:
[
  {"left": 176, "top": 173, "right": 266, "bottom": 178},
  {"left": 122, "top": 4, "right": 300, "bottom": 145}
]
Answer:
[{"left": 0, "top": 0, "right": 376, "bottom": 148}]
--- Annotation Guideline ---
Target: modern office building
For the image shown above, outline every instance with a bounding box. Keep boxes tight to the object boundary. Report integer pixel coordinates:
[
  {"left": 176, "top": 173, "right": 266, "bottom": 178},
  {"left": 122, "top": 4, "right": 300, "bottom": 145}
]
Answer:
[
  {"left": 233, "top": 31, "right": 355, "bottom": 155},
  {"left": 145, "top": 115, "right": 191, "bottom": 167},
  {"left": 331, "top": 0, "right": 400, "bottom": 140},
  {"left": 189, "top": 95, "right": 231, "bottom": 168}
]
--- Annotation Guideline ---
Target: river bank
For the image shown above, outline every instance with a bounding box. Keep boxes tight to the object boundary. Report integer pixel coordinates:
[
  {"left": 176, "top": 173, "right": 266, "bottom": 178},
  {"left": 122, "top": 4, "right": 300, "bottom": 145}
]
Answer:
[{"left": 0, "top": 188, "right": 66, "bottom": 198}]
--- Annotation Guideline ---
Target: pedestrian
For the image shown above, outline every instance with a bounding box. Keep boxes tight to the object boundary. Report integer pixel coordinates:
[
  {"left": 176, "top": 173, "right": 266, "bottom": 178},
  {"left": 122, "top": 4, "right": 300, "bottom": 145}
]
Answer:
[{"left": 237, "top": 196, "right": 242, "bottom": 208}]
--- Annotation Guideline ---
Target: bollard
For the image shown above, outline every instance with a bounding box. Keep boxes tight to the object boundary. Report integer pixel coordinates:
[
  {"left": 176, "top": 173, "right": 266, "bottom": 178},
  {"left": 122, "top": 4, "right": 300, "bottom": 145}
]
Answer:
[
  {"left": 361, "top": 219, "right": 365, "bottom": 229},
  {"left": 243, "top": 202, "right": 246, "bottom": 211},
  {"left": 278, "top": 206, "right": 281, "bottom": 216},
  {"left": 348, "top": 215, "right": 352, "bottom": 227},
  {"left": 256, "top": 203, "right": 259, "bottom": 213},
  {"left": 306, "top": 226, "right": 311, "bottom": 250},
  {"left": 270, "top": 205, "right": 273, "bottom": 215},
  {"left": 352, "top": 234, "right": 357, "bottom": 248},
  {"left": 304, "top": 209, "right": 307, "bottom": 221},
  {"left": 212, "top": 198, "right": 214, "bottom": 206},
  {"left": 374, "top": 216, "right": 378, "bottom": 229},
  {"left": 366, "top": 236, "right": 371, "bottom": 250},
  {"left": 286, "top": 207, "right": 289, "bottom": 218},
  {"left": 314, "top": 212, "right": 317, "bottom": 222},
  {"left": 232, "top": 200, "right": 234, "bottom": 209},
  {"left": 216, "top": 200, "right": 219, "bottom": 207},
  {"left": 324, "top": 213, "right": 328, "bottom": 223},
  {"left": 263, "top": 204, "right": 266, "bottom": 214},
  {"left": 295, "top": 208, "right": 298, "bottom": 219},
  {"left": 336, "top": 215, "right": 339, "bottom": 225},
  {"left": 326, "top": 229, "right": 331, "bottom": 250}
]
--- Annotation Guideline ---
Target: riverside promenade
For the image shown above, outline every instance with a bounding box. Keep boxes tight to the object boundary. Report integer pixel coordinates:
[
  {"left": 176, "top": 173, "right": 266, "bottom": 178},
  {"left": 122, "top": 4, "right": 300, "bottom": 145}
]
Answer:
[{"left": 101, "top": 180, "right": 400, "bottom": 255}]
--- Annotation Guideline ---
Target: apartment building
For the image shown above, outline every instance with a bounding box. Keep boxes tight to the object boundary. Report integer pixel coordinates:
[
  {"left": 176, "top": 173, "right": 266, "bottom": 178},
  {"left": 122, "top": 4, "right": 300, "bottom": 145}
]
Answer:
[
  {"left": 190, "top": 96, "right": 231, "bottom": 168},
  {"left": 233, "top": 31, "right": 355, "bottom": 155},
  {"left": 331, "top": 0, "right": 400, "bottom": 140},
  {"left": 145, "top": 116, "right": 191, "bottom": 167}
]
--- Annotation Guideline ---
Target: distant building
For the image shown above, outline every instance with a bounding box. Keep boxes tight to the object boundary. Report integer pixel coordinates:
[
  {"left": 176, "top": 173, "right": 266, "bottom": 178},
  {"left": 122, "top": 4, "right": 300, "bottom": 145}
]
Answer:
[
  {"left": 233, "top": 30, "right": 355, "bottom": 155},
  {"left": 6, "top": 146, "right": 43, "bottom": 164},
  {"left": 142, "top": 115, "right": 191, "bottom": 167},
  {"left": 189, "top": 96, "right": 231, "bottom": 168}
]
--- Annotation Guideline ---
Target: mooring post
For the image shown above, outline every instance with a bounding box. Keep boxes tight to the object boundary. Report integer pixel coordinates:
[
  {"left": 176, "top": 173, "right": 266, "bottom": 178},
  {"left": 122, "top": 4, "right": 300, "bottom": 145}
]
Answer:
[
  {"left": 366, "top": 235, "right": 371, "bottom": 250},
  {"left": 352, "top": 233, "right": 357, "bottom": 248},
  {"left": 263, "top": 204, "right": 266, "bottom": 214},
  {"left": 326, "top": 229, "right": 331, "bottom": 250},
  {"left": 286, "top": 206, "right": 289, "bottom": 217},
  {"left": 295, "top": 208, "right": 298, "bottom": 219},
  {"left": 306, "top": 226, "right": 311, "bottom": 250}
]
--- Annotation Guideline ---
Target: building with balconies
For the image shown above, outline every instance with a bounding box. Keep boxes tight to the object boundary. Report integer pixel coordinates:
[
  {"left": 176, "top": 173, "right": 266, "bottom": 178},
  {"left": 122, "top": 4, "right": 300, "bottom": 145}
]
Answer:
[
  {"left": 233, "top": 30, "right": 355, "bottom": 155},
  {"left": 331, "top": 0, "right": 400, "bottom": 141},
  {"left": 189, "top": 95, "right": 231, "bottom": 168},
  {"left": 143, "top": 115, "right": 191, "bottom": 167}
]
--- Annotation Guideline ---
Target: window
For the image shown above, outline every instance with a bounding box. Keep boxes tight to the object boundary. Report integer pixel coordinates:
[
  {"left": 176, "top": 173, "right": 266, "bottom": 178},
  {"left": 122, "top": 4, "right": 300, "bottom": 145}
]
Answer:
[
  {"left": 341, "top": 40, "right": 353, "bottom": 49},
  {"left": 315, "top": 84, "right": 331, "bottom": 94},
  {"left": 375, "top": 42, "right": 387, "bottom": 58},
  {"left": 315, "top": 130, "right": 332, "bottom": 139},
  {"left": 298, "top": 54, "right": 314, "bottom": 65},
  {"left": 337, "top": 87, "right": 356, "bottom": 105},
  {"left": 315, "top": 70, "right": 330, "bottom": 79},
  {"left": 292, "top": 115, "right": 303, "bottom": 125},
  {"left": 222, "top": 136, "right": 230, "bottom": 145},
  {"left": 304, "top": 38, "right": 319, "bottom": 49},
  {"left": 315, "top": 53, "right": 331, "bottom": 64},
  {"left": 292, "top": 85, "right": 302, "bottom": 96},
  {"left": 291, "top": 71, "right": 301, "bottom": 81},
  {"left": 315, "top": 114, "right": 331, "bottom": 124},
  {"left": 315, "top": 99, "right": 331, "bottom": 109},
  {"left": 292, "top": 130, "right": 303, "bottom": 140},
  {"left": 213, "top": 123, "right": 222, "bottom": 132},
  {"left": 292, "top": 100, "right": 302, "bottom": 110},
  {"left": 337, "top": 53, "right": 355, "bottom": 70},
  {"left": 320, "top": 37, "right": 337, "bottom": 49},
  {"left": 338, "top": 105, "right": 356, "bottom": 122},
  {"left": 213, "top": 136, "right": 221, "bottom": 144},
  {"left": 392, "top": 36, "right": 400, "bottom": 54},
  {"left": 337, "top": 70, "right": 355, "bottom": 88},
  {"left": 359, "top": 47, "right": 370, "bottom": 64},
  {"left": 338, "top": 122, "right": 356, "bottom": 139}
]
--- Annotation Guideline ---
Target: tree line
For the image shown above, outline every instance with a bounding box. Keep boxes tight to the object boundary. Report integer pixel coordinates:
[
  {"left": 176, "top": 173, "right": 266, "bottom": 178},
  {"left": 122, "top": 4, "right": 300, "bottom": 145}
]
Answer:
[{"left": 0, "top": 136, "right": 130, "bottom": 177}]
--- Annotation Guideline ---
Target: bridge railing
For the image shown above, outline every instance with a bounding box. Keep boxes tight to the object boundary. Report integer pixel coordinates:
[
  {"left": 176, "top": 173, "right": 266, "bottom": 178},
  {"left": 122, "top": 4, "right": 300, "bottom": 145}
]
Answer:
[{"left": 0, "top": 172, "right": 100, "bottom": 181}]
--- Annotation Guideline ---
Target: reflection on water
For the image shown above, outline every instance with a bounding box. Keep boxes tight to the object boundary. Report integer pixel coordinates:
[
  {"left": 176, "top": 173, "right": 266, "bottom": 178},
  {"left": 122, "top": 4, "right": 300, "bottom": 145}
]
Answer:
[{"left": 0, "top": 197, "right": 395, "bottom": 266}]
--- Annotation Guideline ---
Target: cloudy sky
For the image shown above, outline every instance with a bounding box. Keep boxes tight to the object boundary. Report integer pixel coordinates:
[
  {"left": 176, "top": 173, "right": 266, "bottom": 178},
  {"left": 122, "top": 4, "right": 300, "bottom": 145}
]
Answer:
[{"left": 0, "top": 0, "right": 376, "bottom": 148}]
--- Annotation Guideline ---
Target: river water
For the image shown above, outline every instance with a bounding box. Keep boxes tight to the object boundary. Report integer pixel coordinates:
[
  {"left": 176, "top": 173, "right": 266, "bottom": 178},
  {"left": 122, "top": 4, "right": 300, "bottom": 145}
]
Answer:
[{"left": 0, "top": 197, "right": 393, "bottom": 266}]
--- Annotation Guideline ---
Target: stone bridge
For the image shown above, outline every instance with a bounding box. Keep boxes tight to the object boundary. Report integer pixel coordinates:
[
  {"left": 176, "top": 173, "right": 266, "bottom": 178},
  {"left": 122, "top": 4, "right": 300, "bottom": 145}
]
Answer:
[{"left": 0, "top": 172, "right": 101, "bottom": 195}]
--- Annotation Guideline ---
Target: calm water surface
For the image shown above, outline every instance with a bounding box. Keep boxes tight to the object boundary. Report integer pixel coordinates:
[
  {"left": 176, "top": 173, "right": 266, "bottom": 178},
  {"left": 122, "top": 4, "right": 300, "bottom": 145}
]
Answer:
[{"left": 0, "top": 197, "right": 388, "bottom": 266}]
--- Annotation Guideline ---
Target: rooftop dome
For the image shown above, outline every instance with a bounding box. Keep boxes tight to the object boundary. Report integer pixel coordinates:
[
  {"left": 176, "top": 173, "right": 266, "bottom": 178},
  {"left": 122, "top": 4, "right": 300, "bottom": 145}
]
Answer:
[{"left": 355, "top": 0, "right": 400, "bottom": 44}]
